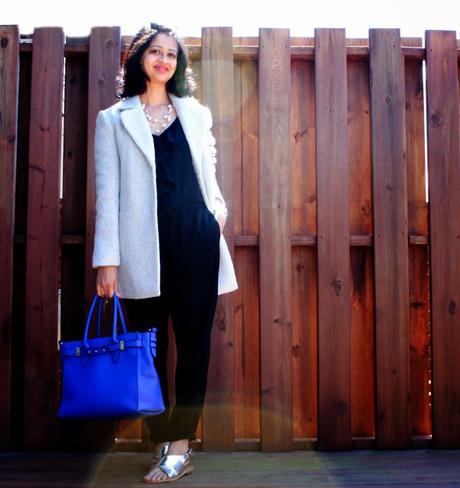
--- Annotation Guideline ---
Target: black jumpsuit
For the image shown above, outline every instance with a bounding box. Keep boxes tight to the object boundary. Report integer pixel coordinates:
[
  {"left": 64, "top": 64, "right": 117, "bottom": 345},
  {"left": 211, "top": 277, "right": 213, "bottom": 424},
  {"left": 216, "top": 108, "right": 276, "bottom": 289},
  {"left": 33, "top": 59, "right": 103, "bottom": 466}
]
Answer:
[{"left": 121, "top": 115, "right": 221, "bottom": 442}]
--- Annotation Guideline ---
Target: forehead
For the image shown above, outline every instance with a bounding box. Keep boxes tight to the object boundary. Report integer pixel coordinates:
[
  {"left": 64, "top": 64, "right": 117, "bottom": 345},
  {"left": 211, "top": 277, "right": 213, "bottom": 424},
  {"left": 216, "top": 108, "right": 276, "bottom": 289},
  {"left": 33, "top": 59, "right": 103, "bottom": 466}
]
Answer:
[{"left": 148, "top": 33, "right": 178, "bottom": 52}]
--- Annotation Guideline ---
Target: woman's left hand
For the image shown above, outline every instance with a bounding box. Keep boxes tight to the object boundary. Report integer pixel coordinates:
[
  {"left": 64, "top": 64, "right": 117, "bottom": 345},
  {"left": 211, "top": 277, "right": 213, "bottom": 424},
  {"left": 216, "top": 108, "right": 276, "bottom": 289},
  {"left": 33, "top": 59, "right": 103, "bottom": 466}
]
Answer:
[{"left": 216, "top": 214, "right": 227, "bottom": 233}]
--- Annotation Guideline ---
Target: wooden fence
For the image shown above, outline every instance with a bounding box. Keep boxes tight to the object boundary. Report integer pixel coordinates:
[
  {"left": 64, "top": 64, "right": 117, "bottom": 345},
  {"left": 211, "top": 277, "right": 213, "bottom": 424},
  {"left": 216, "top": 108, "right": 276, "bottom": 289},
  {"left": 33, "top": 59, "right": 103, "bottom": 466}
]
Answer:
[{"left": 1, "top": 25, "right": 459, "bottom": 451}]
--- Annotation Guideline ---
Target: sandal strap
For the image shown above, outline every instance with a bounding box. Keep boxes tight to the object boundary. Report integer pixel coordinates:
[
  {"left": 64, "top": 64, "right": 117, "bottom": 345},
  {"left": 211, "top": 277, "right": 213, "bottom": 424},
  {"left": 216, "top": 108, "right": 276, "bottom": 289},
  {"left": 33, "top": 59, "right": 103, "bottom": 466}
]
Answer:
[
  {"left": 160, "top": 443, "right": 170, "bottom": 457},
  {"left": 152, "top": 442, "right": 170, "bottom": 462},
  {"left": 158, "top": 448, "right": 192, "bottom": 478}
]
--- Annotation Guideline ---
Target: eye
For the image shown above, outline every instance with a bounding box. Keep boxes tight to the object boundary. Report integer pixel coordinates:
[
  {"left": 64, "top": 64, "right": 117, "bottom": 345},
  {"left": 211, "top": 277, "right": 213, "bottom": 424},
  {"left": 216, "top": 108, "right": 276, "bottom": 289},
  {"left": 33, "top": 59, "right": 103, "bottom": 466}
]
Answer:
[{"left": 168, "top": 53, "right": 177, "bottom": 59}]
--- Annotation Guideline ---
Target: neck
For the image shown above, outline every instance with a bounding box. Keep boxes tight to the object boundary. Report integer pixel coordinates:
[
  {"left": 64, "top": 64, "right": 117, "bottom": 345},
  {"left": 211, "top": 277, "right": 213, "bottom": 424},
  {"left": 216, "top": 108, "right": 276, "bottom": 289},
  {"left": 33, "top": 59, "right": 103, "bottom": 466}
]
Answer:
[{"left": 140, "top": 83, "right": 170, "bottom": 106}]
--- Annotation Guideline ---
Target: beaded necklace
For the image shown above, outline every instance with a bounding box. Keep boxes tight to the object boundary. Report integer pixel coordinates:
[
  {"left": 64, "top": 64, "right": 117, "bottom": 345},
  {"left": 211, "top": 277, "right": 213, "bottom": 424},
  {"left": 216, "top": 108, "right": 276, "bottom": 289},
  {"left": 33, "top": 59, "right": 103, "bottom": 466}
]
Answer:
[{"left": 141, "top": 102, "right": 176, "bottom": 135}]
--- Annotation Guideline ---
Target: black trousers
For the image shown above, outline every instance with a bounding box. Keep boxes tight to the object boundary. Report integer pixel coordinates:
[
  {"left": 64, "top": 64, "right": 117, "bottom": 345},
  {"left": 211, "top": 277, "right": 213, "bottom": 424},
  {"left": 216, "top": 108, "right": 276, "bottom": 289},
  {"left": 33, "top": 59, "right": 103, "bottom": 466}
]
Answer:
[{"left": 121, "top": 203, "right": 220, "bottom": 442}]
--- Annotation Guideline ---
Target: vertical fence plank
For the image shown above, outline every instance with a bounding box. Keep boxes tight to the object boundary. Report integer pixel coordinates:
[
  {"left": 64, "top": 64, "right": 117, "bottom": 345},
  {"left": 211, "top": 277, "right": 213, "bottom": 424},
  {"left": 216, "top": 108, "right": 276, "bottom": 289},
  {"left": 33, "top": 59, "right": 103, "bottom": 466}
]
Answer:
[
  {"left": 234, "top": 249, "right": 260, "bottom": 444},
  {"left": 0, "top": 24, "right": 19, "bottom": 448},
  {"left": 315, "top": 28, "right": 351, "bottom": 449},
  {"left": 235, "top": 58, "right": 261, "bottom": 443},
  {"left": 369, "top": 28, "right": 410, "bottom": 448},
  {"left": 259, "top": 28, "right": 293, "bottom": 450},
  {"left": 24, "top": 27, "right": 64, "bottom": 448},
  {"left": 404, "top": 39, "right": 431, "bottom": 440},
  {"left": 11, "top": 43, "right": 33, "bottom": 450},
  {"left": 58, "top": 43, "right": 90, "bottom": 450},
  {"left": 201, "top": 26, "right": 236, "bottom": 451},
  {"left": 85, "top": 27, "right": 121, "bottom": 308},
  {"left": 347, "top": 56, "right": 374, "bottom": 440},
  {"left": 240, "top": 61, "right": 259, "bottom": 236},
  {"left": 291, "top": 58, "right": 317, "bottom": 442},
  {"left": 84, "top": 26, "right": 121, "bottom": 449},
  {"left": 61, "top": 47, "right": 88, "bottom": 342},
  {"left": 425, "top": 30, "right": 460, "bottom": 448},
  {"left": 292, "top": 241, "right": 317, "bottom": 445}
]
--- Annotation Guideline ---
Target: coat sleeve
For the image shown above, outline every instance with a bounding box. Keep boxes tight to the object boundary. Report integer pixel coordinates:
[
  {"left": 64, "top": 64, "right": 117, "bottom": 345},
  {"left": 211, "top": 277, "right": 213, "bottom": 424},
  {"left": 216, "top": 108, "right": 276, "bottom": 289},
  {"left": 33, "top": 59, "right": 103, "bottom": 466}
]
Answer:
[
  {"left": 91, "top": 110, "right": 121, "bottom": 268},
  {"left": 203, "top": 106, "right": 228, "bottom": 219}
]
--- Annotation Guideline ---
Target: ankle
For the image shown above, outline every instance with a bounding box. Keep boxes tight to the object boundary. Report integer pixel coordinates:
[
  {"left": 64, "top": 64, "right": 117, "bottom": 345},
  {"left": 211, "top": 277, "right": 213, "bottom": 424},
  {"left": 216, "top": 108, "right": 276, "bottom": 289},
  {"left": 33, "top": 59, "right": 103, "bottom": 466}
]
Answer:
[{"left": 168, "top": 439, "right": 189, "bottom": 454}]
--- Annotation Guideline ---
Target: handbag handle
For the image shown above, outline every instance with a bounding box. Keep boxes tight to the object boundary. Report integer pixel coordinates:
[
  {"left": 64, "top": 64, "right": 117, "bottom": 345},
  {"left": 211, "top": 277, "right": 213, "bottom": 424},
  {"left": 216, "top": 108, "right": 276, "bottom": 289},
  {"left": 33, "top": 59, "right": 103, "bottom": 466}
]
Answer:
[
  {"left": 97, "top": 297, "right": 103, "bottom": 337},
  {"left": 113, "top": 296, "right": 158, "bottom": 357},
  {"left": 112, "top": 293, "right": 128, "bottom": 343},
  {"left": 83, "top": 293, "right": 127, "bottom": 348}
]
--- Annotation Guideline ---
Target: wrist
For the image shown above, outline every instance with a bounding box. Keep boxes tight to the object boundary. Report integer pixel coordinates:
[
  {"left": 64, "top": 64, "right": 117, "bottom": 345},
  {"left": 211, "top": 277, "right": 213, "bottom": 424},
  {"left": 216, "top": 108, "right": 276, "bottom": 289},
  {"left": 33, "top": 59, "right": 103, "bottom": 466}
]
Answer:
[{"left": 213, "top": 208, "right": 228, "bottom": 219}]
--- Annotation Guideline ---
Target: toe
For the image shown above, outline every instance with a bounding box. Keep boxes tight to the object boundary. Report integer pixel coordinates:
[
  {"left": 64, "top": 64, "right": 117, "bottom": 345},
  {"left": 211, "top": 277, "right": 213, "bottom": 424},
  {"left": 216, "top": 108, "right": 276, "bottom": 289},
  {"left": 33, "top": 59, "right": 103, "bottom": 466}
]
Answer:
[
  {"left": 155, "top": 469, "right": 166, "bottom": 481},
  {"left": 144, "top": 468, "right": 158, "bottom": 482}
]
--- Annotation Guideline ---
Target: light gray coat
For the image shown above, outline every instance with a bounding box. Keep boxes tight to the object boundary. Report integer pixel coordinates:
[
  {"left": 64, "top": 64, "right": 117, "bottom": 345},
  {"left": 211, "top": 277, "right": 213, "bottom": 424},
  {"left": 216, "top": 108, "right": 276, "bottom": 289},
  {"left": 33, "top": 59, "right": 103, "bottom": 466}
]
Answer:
[{"left": 91, "top": 93, "right": 238, "bottom": 299}]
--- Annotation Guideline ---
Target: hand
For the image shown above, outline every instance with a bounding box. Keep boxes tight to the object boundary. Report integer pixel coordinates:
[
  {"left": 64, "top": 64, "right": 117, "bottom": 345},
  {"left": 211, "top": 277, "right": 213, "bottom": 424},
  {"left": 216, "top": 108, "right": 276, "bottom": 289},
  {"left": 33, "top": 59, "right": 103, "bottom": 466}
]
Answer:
[
  {"left": 215, "top": 213, "right": 227, "bottom": 233},
  {"left": 96, "top": 266, "right": 120, "bottom": 298}
]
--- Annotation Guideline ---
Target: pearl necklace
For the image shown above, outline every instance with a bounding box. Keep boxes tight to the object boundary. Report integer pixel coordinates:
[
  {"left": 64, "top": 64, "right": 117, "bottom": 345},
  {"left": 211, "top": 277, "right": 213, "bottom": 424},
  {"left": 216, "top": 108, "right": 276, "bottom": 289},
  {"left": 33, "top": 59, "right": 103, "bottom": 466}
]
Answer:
[{"left": 141, "top": 102, "right": 176, "bottom": 135}]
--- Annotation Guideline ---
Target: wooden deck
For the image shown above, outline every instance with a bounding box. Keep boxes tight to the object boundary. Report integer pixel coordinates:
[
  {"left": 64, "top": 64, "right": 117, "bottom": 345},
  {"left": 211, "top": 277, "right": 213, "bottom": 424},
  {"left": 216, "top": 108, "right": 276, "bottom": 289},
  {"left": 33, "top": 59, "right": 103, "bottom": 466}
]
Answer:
[{"left": 1, "top": 449, "right": 459, "bottom": 487}]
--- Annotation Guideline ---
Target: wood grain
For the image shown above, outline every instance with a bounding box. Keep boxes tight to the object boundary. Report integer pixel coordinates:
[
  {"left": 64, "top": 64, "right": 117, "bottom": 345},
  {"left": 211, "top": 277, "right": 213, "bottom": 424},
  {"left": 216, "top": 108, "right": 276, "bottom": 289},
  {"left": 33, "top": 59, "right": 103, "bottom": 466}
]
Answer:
[
  {"left": 291, "top": 59, "right": 317, "bottom": 440},
  {"left": 235, "top": 58, "right": 261, "bottom": 441},
  {"left": 2, "top": 28, "right": 454, "bottom": 451},
  {"left": 0, "top": 24, "right": 19, "bottom": 449},
  {"left": 369, "top": 28, "right": 410, "bottom": 448},
  {"left": 315, "top": 28, "right": 352, "bottom": 449},
  {"left": 10, "top": 39, "right": 33, "bottom": 450},
  {"left": 24, "top": 27, "right": 64, "bottom": 448},
  {"left": 235, "top": 248, "right": 260, "bottom": 440},
  {"left": 201, "top": 26, "right": 236, "bottom": 451},
  {"left": 425, "top": 30, "right": 460, "bottom": 448},
  {"left": 404, "top": 39, "right": 431, "bottom": 439},
  {"left": 85, "top": 26, "right": 121, "bottom": 310},
  {"left": 347, "top": 56, "right": 375, "bottom": 440},
  {"left": 259, "top": 28, "right": 293, "bottom": 450},
  {"left": 84, "top": 26, "right": 121, "bottom": 449}
]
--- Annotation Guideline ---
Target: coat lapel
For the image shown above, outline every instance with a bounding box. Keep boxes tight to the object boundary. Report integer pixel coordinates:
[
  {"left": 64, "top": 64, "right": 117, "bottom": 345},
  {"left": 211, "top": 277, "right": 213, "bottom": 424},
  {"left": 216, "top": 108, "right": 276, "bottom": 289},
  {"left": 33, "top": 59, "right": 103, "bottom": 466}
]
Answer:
[{"left": 119, "top": 93, "right": 205, "bottom": 174}]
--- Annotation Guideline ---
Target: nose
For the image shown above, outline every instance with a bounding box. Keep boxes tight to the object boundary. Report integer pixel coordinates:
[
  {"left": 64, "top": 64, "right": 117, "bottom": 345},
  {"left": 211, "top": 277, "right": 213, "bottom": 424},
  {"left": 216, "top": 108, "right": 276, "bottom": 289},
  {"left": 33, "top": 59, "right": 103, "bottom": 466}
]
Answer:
[{"left": 159, "top": 52, "right": 169, "bottom": 63}]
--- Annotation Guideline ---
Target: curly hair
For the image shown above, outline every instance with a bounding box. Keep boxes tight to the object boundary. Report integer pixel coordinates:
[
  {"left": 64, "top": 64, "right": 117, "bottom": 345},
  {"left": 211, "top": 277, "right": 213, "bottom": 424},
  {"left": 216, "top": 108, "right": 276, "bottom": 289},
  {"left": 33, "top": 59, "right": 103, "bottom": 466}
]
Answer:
[{"left": 116, "top": 22, "right": 197, "bottom": 99}]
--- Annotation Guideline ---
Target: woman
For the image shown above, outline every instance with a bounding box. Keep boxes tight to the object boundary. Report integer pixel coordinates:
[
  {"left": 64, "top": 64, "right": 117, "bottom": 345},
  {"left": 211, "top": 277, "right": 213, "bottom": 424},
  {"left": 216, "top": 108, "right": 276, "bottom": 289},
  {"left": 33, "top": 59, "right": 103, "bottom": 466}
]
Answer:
[{"left": 92, "top": 22, "right": 238, "bottom": 483}]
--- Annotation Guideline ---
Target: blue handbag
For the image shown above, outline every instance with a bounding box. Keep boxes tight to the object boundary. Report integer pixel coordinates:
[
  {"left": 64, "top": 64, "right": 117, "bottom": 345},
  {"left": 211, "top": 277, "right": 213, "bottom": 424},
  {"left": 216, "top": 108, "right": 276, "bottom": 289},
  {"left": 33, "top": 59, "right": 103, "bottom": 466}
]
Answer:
[{"left": 57, "top": 293, "right": 165, "bottom": 419}]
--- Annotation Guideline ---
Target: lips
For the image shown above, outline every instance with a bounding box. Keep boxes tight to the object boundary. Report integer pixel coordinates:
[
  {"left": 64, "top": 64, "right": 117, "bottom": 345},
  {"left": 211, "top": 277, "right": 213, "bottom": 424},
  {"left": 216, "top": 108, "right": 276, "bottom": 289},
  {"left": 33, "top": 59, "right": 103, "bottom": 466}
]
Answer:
[{"left": 155, "top": 66, "right": 168, "bottom": 73}]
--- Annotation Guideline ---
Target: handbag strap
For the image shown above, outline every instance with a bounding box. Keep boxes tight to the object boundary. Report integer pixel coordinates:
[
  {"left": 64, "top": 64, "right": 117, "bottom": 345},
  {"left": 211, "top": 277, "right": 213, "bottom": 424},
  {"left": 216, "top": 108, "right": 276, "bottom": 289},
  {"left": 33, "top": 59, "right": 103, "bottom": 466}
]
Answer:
[
  {"left": 112, "top": 294, "right": 128, "bottom": 342},
  {"left": 97, "top": 297, "right": 103, "bottom": 337},
  {"left": 83, "top": 293, "right": 128, "bottom": 348},
  {"left": 113, "top": 296, "right": 158, "bottom": 357},
  {"left": 83, "top": 294, "right": 99, "bottom": 347}
]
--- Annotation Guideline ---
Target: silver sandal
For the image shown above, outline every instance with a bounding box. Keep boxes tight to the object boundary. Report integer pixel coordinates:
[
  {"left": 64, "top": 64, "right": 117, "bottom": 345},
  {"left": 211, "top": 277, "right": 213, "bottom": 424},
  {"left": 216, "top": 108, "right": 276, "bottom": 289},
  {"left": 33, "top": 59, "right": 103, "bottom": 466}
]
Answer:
[
  {"left": 146, "top": 442, "right": 170, "bottom": 469},
  {"left": 143, "top": 448, "right": 193, "bottom": 484}
]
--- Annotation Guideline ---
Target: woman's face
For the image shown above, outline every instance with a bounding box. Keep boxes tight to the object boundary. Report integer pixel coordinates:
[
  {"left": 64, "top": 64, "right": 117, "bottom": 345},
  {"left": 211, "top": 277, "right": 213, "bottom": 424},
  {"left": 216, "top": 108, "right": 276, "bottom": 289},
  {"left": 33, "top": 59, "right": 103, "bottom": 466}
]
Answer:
[{"left": 141, "top": 33, "right": 179, "bottom": 85}]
